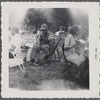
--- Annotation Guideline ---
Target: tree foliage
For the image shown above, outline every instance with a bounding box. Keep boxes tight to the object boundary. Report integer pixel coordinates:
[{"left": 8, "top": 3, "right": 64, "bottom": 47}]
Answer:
[{"left": 24, "top": 8, "right": 83, "bottom": 32}]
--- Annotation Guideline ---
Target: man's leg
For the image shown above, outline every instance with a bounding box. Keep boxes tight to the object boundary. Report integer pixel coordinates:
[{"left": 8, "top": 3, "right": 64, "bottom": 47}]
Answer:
[
  {"left": 66, "top": 53, "right": 85, "bottom": 67},
  {"left": 30, "top": 45, "right": 41, "bottom": 61},
  {"left": 42, "top": 44, "right": 50, "bottom": 62}
]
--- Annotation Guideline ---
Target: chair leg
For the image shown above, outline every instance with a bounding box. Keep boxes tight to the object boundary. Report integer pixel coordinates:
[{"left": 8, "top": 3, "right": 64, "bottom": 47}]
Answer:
[
  {"left": 19, "top": 64, "right": 25, "bottom": 73},
  {"left": 53, "top": 51, "right": 56, "bottom": 59},
  {"left": 56, "top": 47, "right": 60, "bottom": 61},
  {"left": 68, "top": 63, "right": 79, "bottom": 78},
  {"left": 49, "top": 51, "right": 56, "bottom": 60},
  {"left": 66, "top": 65, "right": 73, "bottom": 78},
  {"left": 62, "top": 50, "right": 73, "bottom": 77}
]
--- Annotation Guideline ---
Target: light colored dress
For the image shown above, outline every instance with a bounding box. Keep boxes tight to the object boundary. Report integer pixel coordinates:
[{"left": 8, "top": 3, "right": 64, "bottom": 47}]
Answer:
[
  {"left": 64, "top": 34, "right": 85, "bottom": 66},
  {"left": 9, "top": 34, "right": 24, "bottom": 67},
  {"left": 9, "top": 34, "right": 22, "bottom": 55}
]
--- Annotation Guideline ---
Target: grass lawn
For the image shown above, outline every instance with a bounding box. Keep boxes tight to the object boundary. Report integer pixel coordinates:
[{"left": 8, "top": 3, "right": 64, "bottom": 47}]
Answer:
[{"left": 9, "top": 57, "right": 89, "bottom": 91}]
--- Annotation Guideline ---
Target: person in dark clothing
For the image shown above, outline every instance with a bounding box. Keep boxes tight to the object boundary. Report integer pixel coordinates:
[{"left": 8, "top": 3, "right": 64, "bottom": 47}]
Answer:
[{"left": 30, "top": 23, "right": 55, "bottom": 65}]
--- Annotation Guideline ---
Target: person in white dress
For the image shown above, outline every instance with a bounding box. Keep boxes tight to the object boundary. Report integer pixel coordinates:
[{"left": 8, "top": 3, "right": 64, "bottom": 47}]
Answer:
[
  {"left": 64, "top": 25, "right": 89, "bottom": 80},
  {"left": 9, "top": 27, "right": 23, "bottom": 67},
  {"left": 64, "top": 26, "right": 86, "bottom": 67}
]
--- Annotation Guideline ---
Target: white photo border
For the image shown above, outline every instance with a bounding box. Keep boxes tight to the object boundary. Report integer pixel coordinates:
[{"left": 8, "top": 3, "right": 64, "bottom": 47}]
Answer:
[{"left": 1, "top": 2, "right": 100, "bottom": 98}]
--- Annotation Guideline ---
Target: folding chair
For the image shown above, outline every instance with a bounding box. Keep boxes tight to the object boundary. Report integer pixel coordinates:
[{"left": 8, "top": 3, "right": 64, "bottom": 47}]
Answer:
[
  {"left": 52, "top": 33, "right": 66, "bottom": 61},
  {"left": 62, "top": 43, "right": 79, "bottom": 78},
  {"left": 49, "top": 38, "right": 61, "bottom": 61},
  {"left": 42, "top": 37, "right": 62, "bottom": 68},
  {"left": 9, "top": 51, "right": 25, "bottom": 73}
]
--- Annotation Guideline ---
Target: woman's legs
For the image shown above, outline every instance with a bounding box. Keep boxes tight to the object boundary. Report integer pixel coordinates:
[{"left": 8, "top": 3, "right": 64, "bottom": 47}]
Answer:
[{"left": 66, "top": 53, "right": 86, "bottom": 66}]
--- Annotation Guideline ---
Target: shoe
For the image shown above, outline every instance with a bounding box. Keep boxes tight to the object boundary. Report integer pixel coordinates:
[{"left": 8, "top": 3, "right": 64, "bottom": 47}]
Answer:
[
  {"left": 25, "top": 61, "right": 33, "bottom": 66},
  {"left": 26, "top": 59, "right": 35, "bottom": 65},
  {"left": 31, "top": 59, "right": 35, "bottom": 63},
  {"left": 33, "top": 63, "right": 40, "bottom": 67},
  {"left": 28, "top": 61, "right": 34, "bottom": 65}
]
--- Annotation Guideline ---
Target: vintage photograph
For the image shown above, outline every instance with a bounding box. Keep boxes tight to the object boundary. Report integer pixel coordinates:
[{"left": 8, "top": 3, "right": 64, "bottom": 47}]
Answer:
[
  {"left": 9, "top": 8, "right": 89, "bottom": 91},
  {"left": 2, "top": 2, "right": 100, "bottom": 98}
]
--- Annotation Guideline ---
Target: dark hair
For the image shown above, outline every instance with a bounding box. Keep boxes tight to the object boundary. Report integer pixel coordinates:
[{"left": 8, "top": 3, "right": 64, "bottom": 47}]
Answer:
[
  {"left": 59, "top": 26, "right": 63, "bottom": 30},
  {"left": 70, "top": 26, "right": 79, "bottom": 35}
]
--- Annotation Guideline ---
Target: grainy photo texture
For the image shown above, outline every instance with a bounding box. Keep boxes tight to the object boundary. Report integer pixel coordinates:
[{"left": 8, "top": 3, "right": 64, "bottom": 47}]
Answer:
[
  {"left": 9, "top": 8, "right": 89, "bottom": 90},
  {"left": 1, "top": 2, "right": 99, "bottom": 98}
]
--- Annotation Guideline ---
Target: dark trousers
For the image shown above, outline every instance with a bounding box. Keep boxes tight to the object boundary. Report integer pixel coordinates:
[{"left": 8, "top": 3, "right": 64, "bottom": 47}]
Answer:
[{"left": 30, "top": 44, "right": 50, "bottom": 61}]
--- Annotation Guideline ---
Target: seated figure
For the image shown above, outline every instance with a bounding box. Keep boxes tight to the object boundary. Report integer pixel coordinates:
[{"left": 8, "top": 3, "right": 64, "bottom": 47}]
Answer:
[
  {"left": 55, "top": 26, "right": 65, "bottom": 36},
  {"left": 64, "top": 26, "right": 89, "bottom": 80},
  {"left": 30, "top": 23, "right": 55, "bottom": 65},
  {"left": 64, "top": 26, "right": 86, "bottom": 66},
  {"left": 9, "top": 27, "right": 23, "bottom": 67}
]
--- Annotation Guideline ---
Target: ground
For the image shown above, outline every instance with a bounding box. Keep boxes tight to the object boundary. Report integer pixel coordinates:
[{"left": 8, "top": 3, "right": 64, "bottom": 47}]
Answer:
[{"left": 9, "top": 57, "right": 89, "bottom": 91}]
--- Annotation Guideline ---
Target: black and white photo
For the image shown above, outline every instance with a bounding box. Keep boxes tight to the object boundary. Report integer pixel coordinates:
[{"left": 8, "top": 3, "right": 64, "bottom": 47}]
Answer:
[{"left": 1, "top": 2, "right": 99, "bottom": 98}]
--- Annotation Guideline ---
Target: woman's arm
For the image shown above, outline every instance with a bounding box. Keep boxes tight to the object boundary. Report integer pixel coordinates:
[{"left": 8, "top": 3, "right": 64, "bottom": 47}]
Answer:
[
  {"left": 64, "top": 35, "right": 75, "bottom": 50},
  {"left": 64, "top": 44, "right": 75, "bottom": 50}
]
